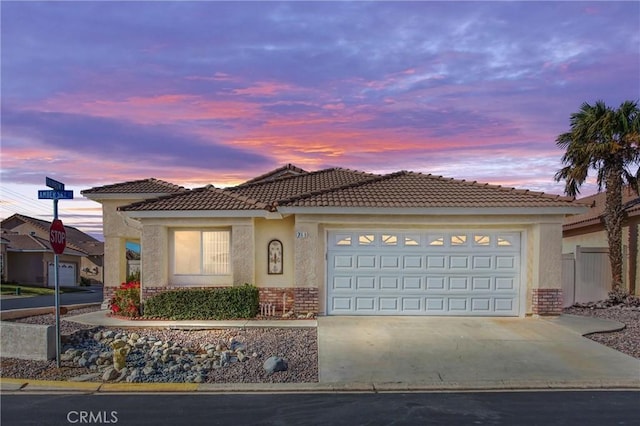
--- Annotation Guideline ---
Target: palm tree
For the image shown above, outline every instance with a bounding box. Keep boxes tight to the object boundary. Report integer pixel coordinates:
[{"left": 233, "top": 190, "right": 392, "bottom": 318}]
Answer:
[{"left": 555, "top": 100, "right": 640, "bottom": 295}]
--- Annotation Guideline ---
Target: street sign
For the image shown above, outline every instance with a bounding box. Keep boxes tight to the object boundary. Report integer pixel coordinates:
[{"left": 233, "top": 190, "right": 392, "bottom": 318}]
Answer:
[
  {"left": 46, "top": 177, "right": 65, "bottom": 191},
  {"left": 49, "top": 219, "right": 66, "bottom": 255},
  {"left": 38, "top": 190, "right": 74, "bottom": 200}
]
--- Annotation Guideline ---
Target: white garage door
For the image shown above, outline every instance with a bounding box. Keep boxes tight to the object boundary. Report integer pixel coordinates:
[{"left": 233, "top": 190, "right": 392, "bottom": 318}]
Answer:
[
  {"left": 48, "top": 262, "right": 77, "bottom": 287},
  {"left": 327, "top": 230, "right": 521, "bottom": 316}
]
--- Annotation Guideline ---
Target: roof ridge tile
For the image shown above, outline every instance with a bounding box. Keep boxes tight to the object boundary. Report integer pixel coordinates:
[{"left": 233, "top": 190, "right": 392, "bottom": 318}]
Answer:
[
  {"left": 82, "top": 178, "right": 186, "bottom": 194},
  {"left": 275, "top": 171, "right": 400, "bottom": 206}
]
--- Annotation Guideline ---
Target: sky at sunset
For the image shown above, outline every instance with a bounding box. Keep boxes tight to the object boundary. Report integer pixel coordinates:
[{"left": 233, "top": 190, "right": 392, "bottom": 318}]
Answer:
[{"left": 1, "top": 1, "right": 639, "bottom": 239}]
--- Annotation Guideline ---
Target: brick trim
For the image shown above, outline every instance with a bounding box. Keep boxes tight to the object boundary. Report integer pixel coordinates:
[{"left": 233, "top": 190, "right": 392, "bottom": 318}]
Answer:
[
  {"left": 103, "top": 286, "right": 117, "bottom": 304},
  {"left": 532, "top": 288, "right": 563, "bottom": 315},
  {"left": 293, "top": 287, "right": 319, "bottom": 314}
]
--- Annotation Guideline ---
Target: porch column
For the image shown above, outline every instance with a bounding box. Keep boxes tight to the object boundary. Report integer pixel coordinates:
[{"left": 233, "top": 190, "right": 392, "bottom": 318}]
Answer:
[
  {"left": 293, "top": 220, "right": 320, "bottom": 314},
  {"left": 531, "top": 222, "right": 563, "bottom": 315},
  {"left": 232, "top": 223, "right": 254, "bottom": 286},
  {"left": 140, "top": 225, "right": 169, "bottom": 298},
  {"left": 102, "top": 236, "right": 127, "bottom": 304}
]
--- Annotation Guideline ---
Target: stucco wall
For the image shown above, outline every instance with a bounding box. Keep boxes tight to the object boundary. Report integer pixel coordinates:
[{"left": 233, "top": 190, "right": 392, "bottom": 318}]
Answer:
[
  {"left": 141, "top": 224, "right": 169, "bottom": 287},
  {"left": 563, "top": 229, "right": 609, "bottom": 253}
]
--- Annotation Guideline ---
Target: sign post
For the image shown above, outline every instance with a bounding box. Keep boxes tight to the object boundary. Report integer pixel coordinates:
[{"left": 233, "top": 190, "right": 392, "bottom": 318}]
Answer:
[{"left": 38, "top": 177, "right": 73, "bottom": 368}]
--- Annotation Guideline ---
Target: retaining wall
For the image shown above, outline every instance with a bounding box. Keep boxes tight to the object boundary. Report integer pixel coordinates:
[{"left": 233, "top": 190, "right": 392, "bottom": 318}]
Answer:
[{"left": 0, "top": 322, "right": 56, "bottom": 360}]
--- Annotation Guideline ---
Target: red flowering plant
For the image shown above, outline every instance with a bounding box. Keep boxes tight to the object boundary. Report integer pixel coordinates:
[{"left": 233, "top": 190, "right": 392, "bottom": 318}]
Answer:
[{"left": 109, "top": 281, "right": 141, "bottom": 318}]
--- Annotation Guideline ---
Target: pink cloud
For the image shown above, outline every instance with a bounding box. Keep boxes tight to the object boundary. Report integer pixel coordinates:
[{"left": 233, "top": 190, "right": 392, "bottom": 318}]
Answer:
[
  {"left": 232, "top": 81, "right": 303, "bottom": 97},
  {"left": 27, "top": 93, "right": 263, "bottom": 124}
]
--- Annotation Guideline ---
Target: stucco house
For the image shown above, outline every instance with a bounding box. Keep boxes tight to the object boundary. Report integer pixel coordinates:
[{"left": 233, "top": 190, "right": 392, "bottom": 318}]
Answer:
[
  {"left": 1, "top": 214, "right": 104, "bottom": 286},
  {"left": 82, "top": 165, "right": 585, "bottom": 317},
  {"left": 562, "top": 189, "right": 640, "bottom": 304}
]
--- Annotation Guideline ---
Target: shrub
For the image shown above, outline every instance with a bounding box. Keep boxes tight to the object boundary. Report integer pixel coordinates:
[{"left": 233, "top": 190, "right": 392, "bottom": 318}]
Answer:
[
  {"left": 143, "top": 284, "right": 259, "bottom": 320},
  {"left": 109, "top": 281, "right": 141, "bottom": 317}
]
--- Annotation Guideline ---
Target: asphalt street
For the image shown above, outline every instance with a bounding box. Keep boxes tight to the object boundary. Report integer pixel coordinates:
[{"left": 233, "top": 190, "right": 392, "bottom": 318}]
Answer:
[
  {"left": 0, "top": 285, "right": 103, "bottom": 310},
  {"left": 1, "top": 391, "right": 638, "bottom": 426}
]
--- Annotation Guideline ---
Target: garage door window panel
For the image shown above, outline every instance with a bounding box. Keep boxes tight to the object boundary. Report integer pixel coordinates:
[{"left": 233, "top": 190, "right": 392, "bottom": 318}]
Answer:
[
  {"left": 358, "top": 234, "right": 375, "bottom": 246},
  {"left": 474, "top": 235, "right": 491, "bottom": 246},
  {"left": 381, "top": 234, "right": 398, "bottom": 246},
  {"left": 451, "top": 235, "right": 468, "bottom": 246},
  {"left": 403, "top": 235, "right": 421, "bottom": 246}
]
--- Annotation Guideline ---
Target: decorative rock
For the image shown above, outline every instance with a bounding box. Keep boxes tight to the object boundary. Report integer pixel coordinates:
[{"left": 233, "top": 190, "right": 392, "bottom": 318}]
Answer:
[
  {"left": 263, "top": 356, "right": 288, "bottom": 375},
  {"left": 116, "top": 367, "right": 129, "bottom": 382},
  {"left": 102, "top": 367, "right": 119, "bottom": 381},
  {"left": 126, "top": 368, "right": 140, "bottom": 383},
  {"left": 142, "top": 366, "right": 155, "bottom": 375},
  {"left": 130, "top": 333, "right": 140, "bottom": 341},
  {"left": 237, "top": 352, "right": 249, "bottom": 362},
  {"left": 61, "top": 352, "right": 76, "bottom": 362},
  {"left": 306, "top": 312, "right": 315, "bottom": 319},
  {"left": 230, "top": 341, "right": 246, "bottom": 352}
]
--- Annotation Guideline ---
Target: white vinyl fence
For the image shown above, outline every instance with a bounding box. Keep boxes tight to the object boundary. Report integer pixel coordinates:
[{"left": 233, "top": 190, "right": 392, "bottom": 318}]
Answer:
[{"left": 562, "top": 246, "right": 612, "bottom": 307}]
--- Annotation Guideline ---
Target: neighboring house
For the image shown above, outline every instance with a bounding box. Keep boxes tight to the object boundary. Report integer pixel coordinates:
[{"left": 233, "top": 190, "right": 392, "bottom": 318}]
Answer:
[
  {"left": 1, "top": 214, "right": 104, "bottom": 286},
  {"left": 82, "top": 164, "right": 585, "bottom": 317},
  {"left": 562, "top": 190, "right": 640, "bottom": 305}
]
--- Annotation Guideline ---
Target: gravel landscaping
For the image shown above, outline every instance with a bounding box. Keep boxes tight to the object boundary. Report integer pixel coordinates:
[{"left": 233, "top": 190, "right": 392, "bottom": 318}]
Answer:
[
  {"left": 1, "top": 301, "right": 638, "bottom": 383},
  {"left": 564, "top": 304, "right": 640, "bottom": 359},
  {"left": 0, "top": 307, "right": 318, "bottom": 383}
]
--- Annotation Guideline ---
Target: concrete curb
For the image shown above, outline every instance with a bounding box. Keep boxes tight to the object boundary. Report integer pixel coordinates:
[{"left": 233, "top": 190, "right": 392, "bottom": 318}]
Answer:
[
  {"left": 2, "top": 377, "right": 638, "bottom": 393},
  {"left": 0, "top": 303, "right": 101, "bottom": 321}
]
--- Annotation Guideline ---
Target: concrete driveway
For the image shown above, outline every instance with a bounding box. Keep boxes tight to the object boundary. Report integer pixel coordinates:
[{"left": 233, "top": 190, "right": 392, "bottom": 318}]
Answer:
[{"left": 317, "top": 316, "right": 640, "bottom": 389}]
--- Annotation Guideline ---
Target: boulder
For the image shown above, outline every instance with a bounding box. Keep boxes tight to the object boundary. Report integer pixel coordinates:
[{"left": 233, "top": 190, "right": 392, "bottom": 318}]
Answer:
[
  {"left": 102, "top": 367, "right": 119, "bottom": 382},
  {"left": 263, "top": 356, "right": 288, "bottom": 375}
]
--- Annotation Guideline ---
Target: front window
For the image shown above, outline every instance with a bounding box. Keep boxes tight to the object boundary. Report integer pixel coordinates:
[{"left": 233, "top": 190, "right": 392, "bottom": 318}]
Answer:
[{"left": 174, "top": 230, "right": 230, "bottom": 275}]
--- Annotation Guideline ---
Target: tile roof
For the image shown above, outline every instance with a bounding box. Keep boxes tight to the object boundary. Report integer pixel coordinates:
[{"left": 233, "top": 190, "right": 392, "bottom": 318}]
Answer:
[
  {"left": 1, "top": 214, "right": 103, "bottom": 255},
  {"left": 82, "top": 178, "right": 185, "bottom": 195},
  {"left": 120, "top": 185, "right": 271, "bottom": 212},
  {"left": 277, "top": 171, "right": 578, "bottom": 208},
  {"left": 228, "top": 167, "right": 379, "bottom": 202},
  {"left": 117, "top": 166, "right": 580, "bottom": 213},
  {"left": 0, "top": 232, "right": 86, "bottom": 256},
  {"left": 1, "top": 233, "right": 49, "bottom": 251},
  {"left": 238, "top": 164, "right": 308, "bottom": 186},
  {"left": 563, "top": 189, "right": 640, "bottom": 230}
]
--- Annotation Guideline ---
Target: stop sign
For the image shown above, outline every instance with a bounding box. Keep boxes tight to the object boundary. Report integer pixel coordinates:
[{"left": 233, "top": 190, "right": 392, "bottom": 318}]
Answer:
[{"left": 49, "top": 219, "right": 66, "bottom": 254}]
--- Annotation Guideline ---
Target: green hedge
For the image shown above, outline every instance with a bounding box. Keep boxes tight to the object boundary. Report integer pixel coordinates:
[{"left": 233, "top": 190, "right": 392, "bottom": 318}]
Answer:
[{"left": 143, "top": 284, "right": 259, "bottom": 320}]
